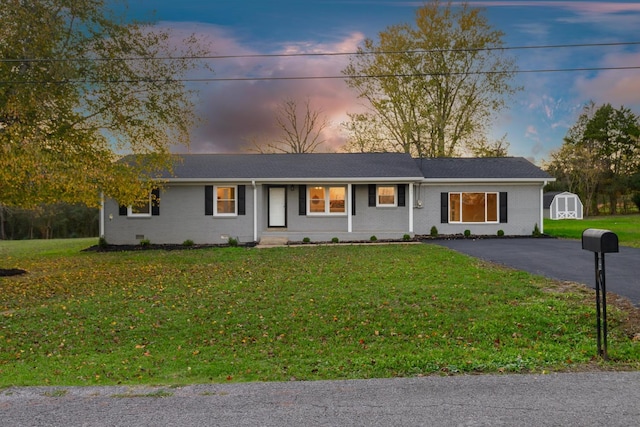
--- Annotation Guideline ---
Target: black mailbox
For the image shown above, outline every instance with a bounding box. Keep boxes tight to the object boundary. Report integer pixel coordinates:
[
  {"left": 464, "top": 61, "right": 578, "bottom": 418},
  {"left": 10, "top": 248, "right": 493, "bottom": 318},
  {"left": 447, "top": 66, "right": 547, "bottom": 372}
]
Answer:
[
  {"left": 581, "top": 228, "right": 619, "bottom": 361},
  {"left": 582, "top": 229, "right": 619, "bottom": 253}
]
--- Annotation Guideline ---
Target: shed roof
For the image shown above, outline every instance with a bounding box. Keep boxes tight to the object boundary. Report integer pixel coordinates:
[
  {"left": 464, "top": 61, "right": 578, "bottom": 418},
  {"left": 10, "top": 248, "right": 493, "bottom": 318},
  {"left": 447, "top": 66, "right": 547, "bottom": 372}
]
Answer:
[
  {"left": 416, "top": 157, "right": 553, "bottom": 181},
  {"left": 162, "top": 152, "right": 424, "bottom": 181},
  {"left": 543, "top": 191, "right": 579, "bottom": 208}
]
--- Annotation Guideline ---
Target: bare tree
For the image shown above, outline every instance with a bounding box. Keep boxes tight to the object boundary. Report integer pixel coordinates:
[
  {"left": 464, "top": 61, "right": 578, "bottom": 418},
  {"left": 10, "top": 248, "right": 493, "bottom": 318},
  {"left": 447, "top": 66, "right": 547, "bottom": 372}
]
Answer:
[{"left": 255, "top": 98, "right": 330, "bottom": 153}]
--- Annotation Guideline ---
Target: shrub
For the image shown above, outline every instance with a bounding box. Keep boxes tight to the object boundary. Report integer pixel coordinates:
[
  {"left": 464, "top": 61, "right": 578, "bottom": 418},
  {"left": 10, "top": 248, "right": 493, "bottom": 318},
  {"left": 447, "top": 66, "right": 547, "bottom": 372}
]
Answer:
[
  {"left": 302, "top": 237, "right": 311, "bottom": 243},
  {"left": 370, "top": 235, "right": 378, "bottom": 242},
  {"left": 183, "top": 239, "right": 194, "bottom": 247},
  {"left": 98, "top": 236, "right": 108, "bottom": 249},
  {"left": 403, "top": 234, "right": 411, "bottom": 241},
  {"left": 228, "top": 237, "right": 239, "bottom": 247},
  {"left": 331, "top": 237, "right": 339, "bottom": 243},
  {"left": 139, "top": 238, "right": 151, "bottom": 248},
  {"left": 464, "top": 229, "right": 471, "bottom": 238},
  {"left": 430, "top": 226, "right": 438, "bottom": 237},
  {"left": 632, "top": 193, "right": 640, "bottom": 210},
  {"left": 497, "top": 230, "right": 505, "bottom": 237},
  {"left": 532, "top": 223, "right": 541, "bottom": 237}
]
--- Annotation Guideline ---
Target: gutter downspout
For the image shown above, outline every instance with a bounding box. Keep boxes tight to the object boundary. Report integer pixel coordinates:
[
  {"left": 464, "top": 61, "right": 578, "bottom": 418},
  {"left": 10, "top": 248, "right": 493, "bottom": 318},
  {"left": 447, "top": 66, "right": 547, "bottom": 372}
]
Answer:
[
  {"left": 347, "top": 184, "right": 352, "bottom": 233},
  {"left": 252, "top": 180, "right": 258, "bottom": 243},
  {"left": 409, "top": 183, "right": 414, "bottom": 233},
  {"left": 540, "top": 182, "right": 546, "bottom": 234}
]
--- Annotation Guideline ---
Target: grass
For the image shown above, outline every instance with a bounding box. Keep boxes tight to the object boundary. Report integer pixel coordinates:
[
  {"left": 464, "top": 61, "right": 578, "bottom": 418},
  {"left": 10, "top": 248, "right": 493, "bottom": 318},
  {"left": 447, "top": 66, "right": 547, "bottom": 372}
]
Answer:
[
  {"left": 544, "top": 214, "right": 640, "bottom": 247},
  {"left": 1, "top": 238, "right": 638, "bottom": 386}
]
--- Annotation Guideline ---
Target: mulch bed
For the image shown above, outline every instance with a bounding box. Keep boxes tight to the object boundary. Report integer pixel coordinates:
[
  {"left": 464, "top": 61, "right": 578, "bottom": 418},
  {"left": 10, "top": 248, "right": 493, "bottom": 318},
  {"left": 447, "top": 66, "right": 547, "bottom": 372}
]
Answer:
[{"left": 0, "top": 268, "right": 27, "bottom": 277}]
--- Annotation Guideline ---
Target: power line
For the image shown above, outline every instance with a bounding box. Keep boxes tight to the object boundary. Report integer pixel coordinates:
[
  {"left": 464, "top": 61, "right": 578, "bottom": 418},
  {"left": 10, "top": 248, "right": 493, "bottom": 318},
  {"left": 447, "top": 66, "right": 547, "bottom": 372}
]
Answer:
[
  {"left": 1, "top": 65, "right": 639, "bottom": 85},
  {"left": 2, "top": 41, "right": 640, "bottom": 63}
]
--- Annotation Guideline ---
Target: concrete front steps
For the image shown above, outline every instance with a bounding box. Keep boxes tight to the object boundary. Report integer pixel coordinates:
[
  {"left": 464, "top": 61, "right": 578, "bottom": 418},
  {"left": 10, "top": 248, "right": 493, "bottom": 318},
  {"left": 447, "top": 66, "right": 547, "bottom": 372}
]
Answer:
[{"left": 256, "top": 236, "right": 289, "bottom": 247}]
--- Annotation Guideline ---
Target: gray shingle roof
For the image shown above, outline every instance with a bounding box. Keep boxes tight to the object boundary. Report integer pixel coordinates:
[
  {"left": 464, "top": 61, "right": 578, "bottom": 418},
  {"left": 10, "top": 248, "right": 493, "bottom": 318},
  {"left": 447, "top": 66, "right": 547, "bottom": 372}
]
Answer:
[
  {"left": 163, "top": 153, "right": 424, "bottom": 180},
  {"left": 144, "top": 153, "right": 552, "bottom": 181},
  {"left": 543, "top": 191, "right": 563, "bottom": 208},
  {"left": 416, "top": 157, "right": 553, "bottom": 180}
]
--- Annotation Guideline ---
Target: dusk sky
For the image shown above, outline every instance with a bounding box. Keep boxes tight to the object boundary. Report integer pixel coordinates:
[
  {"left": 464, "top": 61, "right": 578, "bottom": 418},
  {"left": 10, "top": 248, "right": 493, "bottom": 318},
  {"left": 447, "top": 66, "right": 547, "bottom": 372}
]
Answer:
[{"left": 121, "top": 1, "right": 640, "bottom": 164}]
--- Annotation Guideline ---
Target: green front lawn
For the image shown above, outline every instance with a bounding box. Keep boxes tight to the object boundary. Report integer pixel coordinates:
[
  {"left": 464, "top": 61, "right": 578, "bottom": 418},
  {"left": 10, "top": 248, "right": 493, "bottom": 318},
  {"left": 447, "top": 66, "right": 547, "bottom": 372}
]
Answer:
[
  {"left": 1, "top": 238, "right": 638, "bottom": 386},
  {"left": 544, "top": 214, "right": 640, "bottom": 247}
]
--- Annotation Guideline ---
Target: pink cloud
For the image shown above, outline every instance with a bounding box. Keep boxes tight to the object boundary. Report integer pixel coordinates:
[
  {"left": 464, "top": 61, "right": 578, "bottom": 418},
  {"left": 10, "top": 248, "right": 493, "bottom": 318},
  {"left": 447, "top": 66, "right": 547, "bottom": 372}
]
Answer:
[
  {"left": 466, "top": 2, "right": 640, "bottom": 31},
  {"left": 162, "top": 23, "right": 366, "bottom": 153},
  {"left": 574, "top": 51, "right": 640, "bottom": 108},
  {"left": 525, "top": 125, "right": 538, "bottom": 137},
  {"left": 467, "top": 1, "right": 640, "bottom": 14}
]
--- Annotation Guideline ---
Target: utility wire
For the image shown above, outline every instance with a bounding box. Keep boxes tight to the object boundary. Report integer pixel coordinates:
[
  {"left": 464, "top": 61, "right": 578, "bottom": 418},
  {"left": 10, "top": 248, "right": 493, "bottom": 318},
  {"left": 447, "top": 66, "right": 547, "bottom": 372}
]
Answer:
[
  {"left": 2, "top": 41, "right": 640, "bottom": 63},
  {"left": 2, "top": 65, "right": 639, "bottom": 85}
]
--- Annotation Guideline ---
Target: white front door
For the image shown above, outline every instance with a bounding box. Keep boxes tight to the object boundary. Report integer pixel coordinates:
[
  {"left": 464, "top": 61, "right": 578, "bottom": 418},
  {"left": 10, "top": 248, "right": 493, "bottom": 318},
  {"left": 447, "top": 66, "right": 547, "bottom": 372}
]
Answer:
[{"left": 268, "top": 187, "right": 286, "bottom": 227}]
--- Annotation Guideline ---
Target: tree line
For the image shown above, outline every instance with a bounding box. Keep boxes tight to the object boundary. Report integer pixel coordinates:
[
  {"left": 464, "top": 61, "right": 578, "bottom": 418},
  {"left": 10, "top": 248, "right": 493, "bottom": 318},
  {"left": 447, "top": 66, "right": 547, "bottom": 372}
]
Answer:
[
  {"left": 544, "top": 102, "right": 640, "bottom": 216},
  {"left": 0, "top": 204, "right": 98, "bottom": 240}
]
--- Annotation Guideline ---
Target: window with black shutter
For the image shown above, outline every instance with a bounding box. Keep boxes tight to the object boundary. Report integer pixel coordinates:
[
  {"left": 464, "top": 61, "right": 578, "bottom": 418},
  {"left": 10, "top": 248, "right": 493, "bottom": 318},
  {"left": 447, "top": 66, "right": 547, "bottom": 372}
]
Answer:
[
  {"left": 440, "top": 193, "right": 448, "bottom": 223},
  {"left": 151, "top": 188, "right": 160, "bottom": 216},
  {"left": 368, "top": 184, "right": 376, "bottom": 207},
  {"left": 397, "top": 185, "right": 406, "bottom": 207},
  {"left": 205, "top": 185, "right": 214, "bottom": 215},
  {"left": 351, "top": 185, "right": 356, "bottom": 215},
  {"left": 238, "top": 185, "right": 246, "bottom": 215},
  {"left": 500, "top": 192, "right": 508, "bottom": 223},
  {"left": 298, "top": 185, "right": 306, "bottom": 215}
]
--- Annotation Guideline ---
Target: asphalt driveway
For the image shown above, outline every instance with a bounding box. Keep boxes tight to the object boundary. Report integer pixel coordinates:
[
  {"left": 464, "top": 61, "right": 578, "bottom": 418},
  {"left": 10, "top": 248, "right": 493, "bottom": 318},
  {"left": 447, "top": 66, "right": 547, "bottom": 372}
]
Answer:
[{"left": 427, "top": 238, "right": 640, "bottom": 306}]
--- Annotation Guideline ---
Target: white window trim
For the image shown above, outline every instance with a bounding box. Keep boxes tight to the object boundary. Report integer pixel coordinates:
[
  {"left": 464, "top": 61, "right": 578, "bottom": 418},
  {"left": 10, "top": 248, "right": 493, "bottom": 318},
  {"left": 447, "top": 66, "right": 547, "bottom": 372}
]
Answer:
[
  {"left": 214, "top": 185, "right": 238, "bottom": 217},
  {"left": 449, "top": 192, "right": 499, "bottom": 224},
  {"left": 376, "top": 185, "right": 397, "bottom": 207},
  {"left": 128, "top": 195, "right": 152, "bottom": 218},
  {"left": 307, "top": 185, "right": 347, "bottom": 216}
]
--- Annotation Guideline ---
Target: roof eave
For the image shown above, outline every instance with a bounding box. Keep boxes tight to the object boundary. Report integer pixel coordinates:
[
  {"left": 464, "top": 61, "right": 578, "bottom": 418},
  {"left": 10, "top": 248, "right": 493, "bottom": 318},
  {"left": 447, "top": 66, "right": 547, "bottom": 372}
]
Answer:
[
  {"left": 421, "top": 177, "right": 555, "bottom": 183},
  {"left": 162, "top": 176, "right": 425, "bottom": 183}
]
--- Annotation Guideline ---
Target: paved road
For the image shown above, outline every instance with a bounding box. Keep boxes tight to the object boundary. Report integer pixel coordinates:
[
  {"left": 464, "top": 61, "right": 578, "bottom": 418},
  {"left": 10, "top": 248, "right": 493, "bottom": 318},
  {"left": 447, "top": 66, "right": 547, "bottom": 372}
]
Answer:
[
  {"left": 428, "top": 238, "right": 640, "bottom": 307},
  {"left": 1, "top": 372, "right": 639, "bottom": 426}
]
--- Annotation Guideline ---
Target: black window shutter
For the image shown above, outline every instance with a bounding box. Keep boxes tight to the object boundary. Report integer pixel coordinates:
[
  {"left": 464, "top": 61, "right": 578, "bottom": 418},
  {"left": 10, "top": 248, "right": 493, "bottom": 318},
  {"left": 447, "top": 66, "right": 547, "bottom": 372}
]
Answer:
[
  {"left": 440, "top": 192, "right": 448, "bottom": 223},
  {"left": 151, "top": 188, "right": 160, "bottom": 216},
  {"left": 351, "top": 185, "right": 356, "bottom": 216},
  {"left": 238, "top": 185, "right": 246, "bottom": 215},
  {"left": 119, "top": 205, "right": 127, "bottom": 216},
  {"left": 397, "top": 184, "right": 406, "bottom": 207},
  {"left": 205, "top": 185, "right": 213, "bottom": 215},
  {"left": 499, "top": 192, "right": 508, "bottom": 223},
  {"left": 368, "top": 184, "right": 376, "bottom": 207},
  {"left": 298, "top": 185, "right": 306, "bottom": 215}
]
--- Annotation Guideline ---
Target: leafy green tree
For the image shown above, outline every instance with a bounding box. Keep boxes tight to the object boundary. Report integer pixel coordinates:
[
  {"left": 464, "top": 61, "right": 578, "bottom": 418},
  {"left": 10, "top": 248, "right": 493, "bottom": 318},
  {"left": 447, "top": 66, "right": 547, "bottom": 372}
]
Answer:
[
  {"left": 341, "top": 112, "right": 388, "bottom": 153},
  {"left": 342, "top": 0, "right": 519, "bottom": 157},
  {"left": 0, "top": 0, "right": 209, "bottom": 210},
  {"left": 545, "top": 102, "right": 640, "bottom": 215},
  {"left": 469, "top": 135, "right": 510, "bottom": 157},
  {"left": 583, "top": 104, "right": 640, "bottom": 214}
]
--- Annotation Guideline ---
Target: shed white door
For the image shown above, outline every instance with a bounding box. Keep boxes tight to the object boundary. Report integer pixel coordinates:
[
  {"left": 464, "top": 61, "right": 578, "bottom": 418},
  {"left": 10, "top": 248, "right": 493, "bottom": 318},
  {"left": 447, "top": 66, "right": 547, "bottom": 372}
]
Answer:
[
  {"left": 556, "top": 195, "right": 577, "bottom": 219},
  {"left": 268, "top": 187, "right": 286, "bottom": 227}
]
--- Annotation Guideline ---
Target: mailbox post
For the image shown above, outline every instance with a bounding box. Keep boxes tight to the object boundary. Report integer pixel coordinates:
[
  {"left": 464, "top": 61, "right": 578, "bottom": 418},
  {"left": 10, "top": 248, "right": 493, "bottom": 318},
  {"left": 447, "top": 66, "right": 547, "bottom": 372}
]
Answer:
[{"left": 581, "top": 229, "right": 619, "bottom": 360}]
